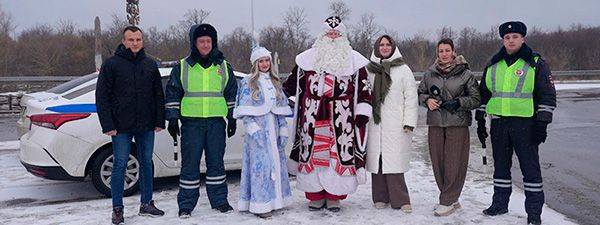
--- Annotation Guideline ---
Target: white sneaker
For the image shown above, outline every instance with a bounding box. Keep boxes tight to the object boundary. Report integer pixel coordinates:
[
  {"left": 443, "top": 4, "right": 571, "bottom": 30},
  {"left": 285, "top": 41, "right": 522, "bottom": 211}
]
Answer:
[
  {"left": 452, "top": 202, "right": 461, "bottom": 209},
  {"left": 434, "top": 202, "right": 460, "bottom": 210},
  {"left": 434, "top": 204, "right": 456, "bottom": 216},
  {"left": 374, "top": 202, "right": 388, "bottom": 209},
  {"left": 400, "top": 204, "right": 412, "bottom": 214}
]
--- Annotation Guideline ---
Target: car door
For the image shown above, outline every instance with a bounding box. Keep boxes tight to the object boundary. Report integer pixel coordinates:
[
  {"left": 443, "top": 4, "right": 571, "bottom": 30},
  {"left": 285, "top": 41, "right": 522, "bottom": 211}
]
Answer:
[{"left": 152, "top": 76, "right": 180, "bottom": 168}]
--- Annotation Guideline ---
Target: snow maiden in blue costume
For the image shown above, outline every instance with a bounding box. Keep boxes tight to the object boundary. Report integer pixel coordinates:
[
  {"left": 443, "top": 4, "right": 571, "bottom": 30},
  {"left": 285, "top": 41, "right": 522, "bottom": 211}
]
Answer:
[{"left": 234, "top": 46, "right": 293, "bottom": 218}]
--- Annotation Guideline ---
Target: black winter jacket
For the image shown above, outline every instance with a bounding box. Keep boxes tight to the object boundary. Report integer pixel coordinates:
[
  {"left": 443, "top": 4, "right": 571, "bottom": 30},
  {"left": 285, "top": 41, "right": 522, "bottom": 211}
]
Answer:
[{"left": 96, "top": 44, "right": 165, "bottom": 133}]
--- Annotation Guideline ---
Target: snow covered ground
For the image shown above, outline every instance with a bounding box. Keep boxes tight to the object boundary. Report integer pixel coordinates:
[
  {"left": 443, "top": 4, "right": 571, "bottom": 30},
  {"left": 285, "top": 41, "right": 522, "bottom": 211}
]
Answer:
[
  {"left": 0, "top": 126, "right": 578, "bottom": 225},
  {"left": 554, "top": 81, "right": 600, "bottom": 91},
  {"left": 0, "top": 141, "right": 18, "bottom": 151}
]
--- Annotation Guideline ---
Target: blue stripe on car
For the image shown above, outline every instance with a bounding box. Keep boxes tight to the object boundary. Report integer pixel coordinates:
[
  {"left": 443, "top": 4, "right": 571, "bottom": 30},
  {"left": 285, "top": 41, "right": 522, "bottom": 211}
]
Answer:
[{"left": 46, "top": 104, "right": 97, "bottom": 113}]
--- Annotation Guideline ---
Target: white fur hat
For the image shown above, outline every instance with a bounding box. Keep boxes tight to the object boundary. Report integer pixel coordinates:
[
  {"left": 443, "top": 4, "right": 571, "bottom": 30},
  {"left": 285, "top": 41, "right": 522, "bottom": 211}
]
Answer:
[
  {"left": 250, "top": 46, "right": 272, "bottom": 64},
  {"left": 322, "top": 16, "right": 347, "bottom": 35}
]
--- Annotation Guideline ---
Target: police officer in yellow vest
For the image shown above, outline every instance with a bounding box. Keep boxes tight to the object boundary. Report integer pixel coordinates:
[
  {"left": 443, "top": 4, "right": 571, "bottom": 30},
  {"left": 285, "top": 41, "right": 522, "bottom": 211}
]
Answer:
[
  {"left": 165, "top": 24, "right": 237, "bottom": 218},
  {"left": 476, "top": 21, "right": 556, "bottom": 225}
]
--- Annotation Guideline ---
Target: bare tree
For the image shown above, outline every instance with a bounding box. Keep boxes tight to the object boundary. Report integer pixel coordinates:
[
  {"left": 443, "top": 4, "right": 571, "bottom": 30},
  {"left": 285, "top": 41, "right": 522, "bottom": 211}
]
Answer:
[
  {"left": 171, "top": 9, "right": 212, "bottom": 48},
  {"left": 0, "top": 4, "right": 16, "bottom": 76},
  {"left": 329, "top": 1, "right": 351, "bottom": 21},
  {"left": 101, "top": 14, "right": 129, "bottom": 56},
  {"left": 17, "top": 25, "right": 60, "bottom": 75},
  {"left": 3, "top": 2, "right": 600, "bottom": 78},
  {"left": 0, "top": 3, "right": 15, "bottom": 37},
  {"left": 398, "top": 33, "right": 435, "bottom": 71},
  {"left": 259, "top": 26, "right": 294, "bottom": 72},
  {"left": 438, "top": 26, "right": 455, "bottom": 40},
  {"left": 349, "top": 13, "right": 382, "bottom": 56},
  {"left": 283, "top": 6, "right": 309, "bottom": 45},
  {"left": 57, "top": 19, "right": 76, "bottom": 36},
  {"left": 220, "top": 27, "right": 253, "bottom": 73},
  {"left": 179, "top": 9, "right": 210, "bottom": 29},
  {"left": 281, "top": 6, "right": 311, "bottom": 72}
]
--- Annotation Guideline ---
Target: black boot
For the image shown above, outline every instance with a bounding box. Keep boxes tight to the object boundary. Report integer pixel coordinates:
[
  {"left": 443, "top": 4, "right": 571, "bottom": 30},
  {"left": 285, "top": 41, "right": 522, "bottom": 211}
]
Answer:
[
  {"left": 112, "top": 206, "right": 124, "bottom": 225},
  {"left": 139, "top": 200, "right": 165, "bottom": 217},
  {"left": 482, "top": 204, "right": 508, "bottom": 216},
  {"left": 178, "top": 209, "right": 191, "bottom": 219},
  {"left": 216, "top": 202, "right": 233, "bottom": 213},
  {"left": 527, "top": 214, "right": 542, "bottom": 225}
]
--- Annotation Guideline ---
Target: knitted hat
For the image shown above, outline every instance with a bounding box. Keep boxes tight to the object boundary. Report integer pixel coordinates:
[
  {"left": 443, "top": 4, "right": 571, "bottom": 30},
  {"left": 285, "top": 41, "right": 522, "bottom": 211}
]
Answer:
[{"left": 250, "top": 46, "right": 271, "bottom": 64}]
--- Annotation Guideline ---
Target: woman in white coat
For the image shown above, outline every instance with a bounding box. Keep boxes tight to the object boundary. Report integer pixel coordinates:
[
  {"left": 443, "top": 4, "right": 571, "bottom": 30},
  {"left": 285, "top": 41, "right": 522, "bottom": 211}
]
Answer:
[{"left": 366, "top": 35, "right": 418, "bottom": 213}]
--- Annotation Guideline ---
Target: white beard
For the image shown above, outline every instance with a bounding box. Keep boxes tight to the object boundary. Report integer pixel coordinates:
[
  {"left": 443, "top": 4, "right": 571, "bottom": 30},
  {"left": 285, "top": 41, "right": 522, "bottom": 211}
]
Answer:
[{"left": 312, "top": 35, "right": 352, "bottom": 75}]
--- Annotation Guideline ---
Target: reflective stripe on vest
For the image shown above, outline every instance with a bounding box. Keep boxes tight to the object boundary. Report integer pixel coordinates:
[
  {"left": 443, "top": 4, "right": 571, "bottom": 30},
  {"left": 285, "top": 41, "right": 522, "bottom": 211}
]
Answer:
[
  {"left": 179, "top": 59, "right": 229, "bottom": 117},
  {"left": 485, "top": 57, "right": 538, "bottom": 117}
]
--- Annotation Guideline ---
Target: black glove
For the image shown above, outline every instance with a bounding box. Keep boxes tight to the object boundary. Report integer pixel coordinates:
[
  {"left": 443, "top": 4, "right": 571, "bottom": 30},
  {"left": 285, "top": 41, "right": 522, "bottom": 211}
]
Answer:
[
  {"left": 475, "top": 109, "right": 486, "bottom": 121},
  {"left": 532, "top": 121, "right": 548, "bottom": 145},
  {"left": 227, "top": 119, "right": 237, "bottom": 138},
  {"left": 440, "top": 99, "right": 461, "bottom": 113},
  {"left": 167, "top": 119, "right": 180, "bottom": 137},
  {"left": 355, "top": 115, "right": 369, "bottom": 127}
]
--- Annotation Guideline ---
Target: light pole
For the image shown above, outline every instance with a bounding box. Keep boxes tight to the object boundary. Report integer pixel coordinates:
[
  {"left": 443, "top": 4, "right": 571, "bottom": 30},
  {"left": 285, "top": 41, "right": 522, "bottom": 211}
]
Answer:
[
  {"left": 251, "top": 0, "right": 258, "bottom": 48},
  {"left": 94, "top": 16, "right": 102, "bottom": 72}
]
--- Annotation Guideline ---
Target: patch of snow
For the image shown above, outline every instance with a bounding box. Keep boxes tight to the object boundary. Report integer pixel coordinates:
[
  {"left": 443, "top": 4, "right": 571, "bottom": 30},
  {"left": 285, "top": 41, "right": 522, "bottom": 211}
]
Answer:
[
  {"left": 0, "top": 141, "right": 19, "bottom": 151},
  {"left": 554, "top": 82, "right": 600, "bottom": 90},
  {"left": 0, "top": 127, "right": 578, "bottom": 225}
]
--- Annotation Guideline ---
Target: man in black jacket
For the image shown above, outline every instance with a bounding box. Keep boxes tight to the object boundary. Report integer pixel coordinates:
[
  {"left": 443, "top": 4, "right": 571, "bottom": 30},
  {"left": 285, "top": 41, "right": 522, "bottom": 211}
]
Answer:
[
  {"left": 95, "top": 26, "right": 165, "bottom": 225},
  {"left": 476, "top": 21, "right": 556, "bottom": 225}
]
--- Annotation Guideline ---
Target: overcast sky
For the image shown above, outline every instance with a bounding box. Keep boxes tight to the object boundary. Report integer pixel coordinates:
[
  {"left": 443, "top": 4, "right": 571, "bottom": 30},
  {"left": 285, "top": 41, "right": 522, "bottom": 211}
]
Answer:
[{"left": 2, "top": 0, "right": 600, "bottom": 39}]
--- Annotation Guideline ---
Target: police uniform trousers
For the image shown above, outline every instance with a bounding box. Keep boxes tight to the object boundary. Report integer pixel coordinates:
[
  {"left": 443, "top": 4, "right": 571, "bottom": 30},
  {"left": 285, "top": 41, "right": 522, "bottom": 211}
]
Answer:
[
  {"left": 490, "top": 116, "right": 544, "bottom": 216},
  {"left": 177, "top": 117, "right": 228, "bottom": 211}
]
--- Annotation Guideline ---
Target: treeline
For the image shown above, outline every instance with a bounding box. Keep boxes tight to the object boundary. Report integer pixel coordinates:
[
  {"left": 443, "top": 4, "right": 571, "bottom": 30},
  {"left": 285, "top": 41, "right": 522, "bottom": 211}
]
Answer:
[{"left": 1, "top": 2, "right": 599, "bottom": 76}]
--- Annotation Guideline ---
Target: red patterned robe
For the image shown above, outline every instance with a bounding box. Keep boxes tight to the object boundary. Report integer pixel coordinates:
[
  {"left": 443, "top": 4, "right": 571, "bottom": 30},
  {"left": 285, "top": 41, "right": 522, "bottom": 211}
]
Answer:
[{"left": 284, "top": 48, "right": 372, "bottom": 195}]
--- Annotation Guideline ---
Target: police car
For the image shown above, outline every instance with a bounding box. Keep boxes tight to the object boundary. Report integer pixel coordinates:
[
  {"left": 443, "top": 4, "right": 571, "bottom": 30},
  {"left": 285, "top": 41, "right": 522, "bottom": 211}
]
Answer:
[{"left": 17, "top": 68, "right": 291, "bottom": 197}]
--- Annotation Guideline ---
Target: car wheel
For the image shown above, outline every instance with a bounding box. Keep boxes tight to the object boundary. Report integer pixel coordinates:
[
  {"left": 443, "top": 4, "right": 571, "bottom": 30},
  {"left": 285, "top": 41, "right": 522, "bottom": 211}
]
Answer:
[{"left": 91, "top": 147, "right": 140, "bottom": 197}]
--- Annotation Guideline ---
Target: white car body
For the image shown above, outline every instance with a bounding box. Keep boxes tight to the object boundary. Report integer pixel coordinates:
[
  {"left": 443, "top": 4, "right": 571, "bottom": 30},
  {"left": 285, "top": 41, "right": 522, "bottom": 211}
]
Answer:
[{"left": 18, "top": 68, "right": 294, "bottom": 196}]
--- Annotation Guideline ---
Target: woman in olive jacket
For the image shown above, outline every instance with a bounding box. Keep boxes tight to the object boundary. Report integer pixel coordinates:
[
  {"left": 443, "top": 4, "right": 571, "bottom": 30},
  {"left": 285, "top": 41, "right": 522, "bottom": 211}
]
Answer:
[{"left": 417, "top": 38, "right": 480, "bottom": 217}]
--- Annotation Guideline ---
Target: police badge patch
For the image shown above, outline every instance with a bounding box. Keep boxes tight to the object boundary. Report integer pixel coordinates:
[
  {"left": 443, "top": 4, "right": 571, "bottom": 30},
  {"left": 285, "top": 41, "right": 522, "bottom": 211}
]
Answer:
[{"left": 515, "top": 69, "right": 525, "bottom": 77}]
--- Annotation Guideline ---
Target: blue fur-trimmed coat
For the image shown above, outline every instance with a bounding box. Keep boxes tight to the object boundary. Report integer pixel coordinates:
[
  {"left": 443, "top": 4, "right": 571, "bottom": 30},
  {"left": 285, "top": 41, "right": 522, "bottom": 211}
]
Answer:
[{"left": 233, "top": 74, "right": 294, "bottom": 213}]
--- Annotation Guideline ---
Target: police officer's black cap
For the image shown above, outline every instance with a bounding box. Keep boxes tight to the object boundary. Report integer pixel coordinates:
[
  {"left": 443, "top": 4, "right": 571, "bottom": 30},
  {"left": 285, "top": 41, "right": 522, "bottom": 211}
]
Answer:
[
  {"left": 194, "top": 23, "right": 217, "bottom": 42},
  {"left": 499, "top": 21, "right": 527, "bottom": 38}
]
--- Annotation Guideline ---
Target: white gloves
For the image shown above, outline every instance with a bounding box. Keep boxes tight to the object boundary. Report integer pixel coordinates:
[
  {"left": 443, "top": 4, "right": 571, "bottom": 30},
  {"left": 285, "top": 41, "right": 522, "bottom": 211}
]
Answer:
[{"left": 287, "top": 160, "right": 298, "bottom": 176}]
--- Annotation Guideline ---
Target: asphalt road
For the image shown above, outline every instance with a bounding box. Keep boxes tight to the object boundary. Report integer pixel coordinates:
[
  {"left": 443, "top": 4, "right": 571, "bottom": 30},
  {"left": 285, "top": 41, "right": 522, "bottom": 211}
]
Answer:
[
  {"left": 0, "top": 116, "right": 18, "bottom": 142},
  {"left": 511, "top": 88, "right": 600, "bottom": 225}
]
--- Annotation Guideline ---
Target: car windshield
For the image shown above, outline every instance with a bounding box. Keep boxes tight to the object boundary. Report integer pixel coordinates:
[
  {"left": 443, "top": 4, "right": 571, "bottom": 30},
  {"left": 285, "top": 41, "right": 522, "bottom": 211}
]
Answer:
[{"left": 47, "top": 73, "right": 98, "bottom": 94}]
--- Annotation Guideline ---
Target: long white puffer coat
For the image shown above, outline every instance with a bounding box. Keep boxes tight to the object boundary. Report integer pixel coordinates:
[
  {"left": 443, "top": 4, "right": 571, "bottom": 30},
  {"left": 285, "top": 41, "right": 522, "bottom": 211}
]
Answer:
[{"left": 366, "top": 47, "right": 418, "bottom": 174}]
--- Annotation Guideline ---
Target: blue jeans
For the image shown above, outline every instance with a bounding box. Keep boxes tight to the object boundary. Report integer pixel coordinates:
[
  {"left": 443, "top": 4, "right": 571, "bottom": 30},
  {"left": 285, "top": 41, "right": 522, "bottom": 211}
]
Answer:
[{"left": 111, "top": 130, "right": 155, "bottom": 208}]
